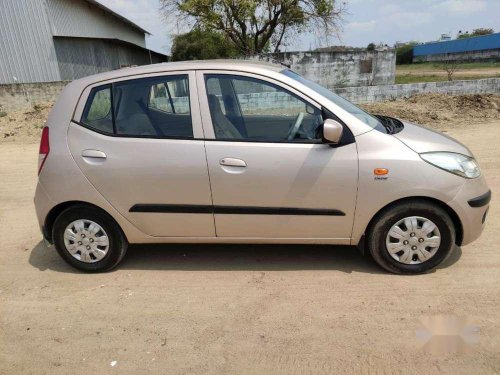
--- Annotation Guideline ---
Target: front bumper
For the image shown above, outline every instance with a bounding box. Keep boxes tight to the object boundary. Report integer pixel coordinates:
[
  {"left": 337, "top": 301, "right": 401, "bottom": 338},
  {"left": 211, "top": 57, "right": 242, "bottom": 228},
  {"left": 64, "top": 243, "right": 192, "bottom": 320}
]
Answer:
[{"left": 447, "top": 175, "right": 491, "bottom": 245}]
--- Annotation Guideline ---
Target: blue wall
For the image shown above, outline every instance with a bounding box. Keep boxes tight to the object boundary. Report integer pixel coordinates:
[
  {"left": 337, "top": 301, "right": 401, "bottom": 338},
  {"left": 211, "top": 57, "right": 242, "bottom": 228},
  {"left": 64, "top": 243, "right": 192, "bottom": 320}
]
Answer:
[{"left": 413, "top": 33, "right": 500, "bottom": 56}]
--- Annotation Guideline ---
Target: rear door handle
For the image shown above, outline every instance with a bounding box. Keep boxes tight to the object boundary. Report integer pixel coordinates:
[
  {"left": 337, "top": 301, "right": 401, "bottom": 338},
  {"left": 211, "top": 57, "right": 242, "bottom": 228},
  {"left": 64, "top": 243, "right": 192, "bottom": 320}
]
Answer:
[
  {"left": 220, "top": 158, "right": 246, "bottom": 167},
  {"left": 82, "top": 149, "right": 107, "bottom": 159}
]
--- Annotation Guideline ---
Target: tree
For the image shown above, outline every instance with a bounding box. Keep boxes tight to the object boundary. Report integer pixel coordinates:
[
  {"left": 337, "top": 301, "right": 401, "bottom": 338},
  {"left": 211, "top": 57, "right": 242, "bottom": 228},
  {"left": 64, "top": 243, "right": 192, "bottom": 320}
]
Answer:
[
  {"left": 366, "top": 42, "right": 375, "bottom": 51},
  {"left": 171, "top": 29, "right": 239, "bottom": 61},
  {"left": 161, "top": 0, "right": 347, "bottom": 55},
  {"left": 435, "top": 59, "right": 459, "bottom": 81},
  {"left": 458, "top": 28, "right": 494, "bottom": 39},
  {"left": 396, "top": 43, "right": 416, "bottom": 65}
]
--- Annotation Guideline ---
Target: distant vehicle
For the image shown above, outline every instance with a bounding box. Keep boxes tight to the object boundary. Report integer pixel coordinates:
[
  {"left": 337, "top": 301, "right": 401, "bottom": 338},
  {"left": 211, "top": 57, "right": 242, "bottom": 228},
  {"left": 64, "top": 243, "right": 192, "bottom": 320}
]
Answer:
[{"left": 34, "top": 61, "right": 490, "bottom": 273}]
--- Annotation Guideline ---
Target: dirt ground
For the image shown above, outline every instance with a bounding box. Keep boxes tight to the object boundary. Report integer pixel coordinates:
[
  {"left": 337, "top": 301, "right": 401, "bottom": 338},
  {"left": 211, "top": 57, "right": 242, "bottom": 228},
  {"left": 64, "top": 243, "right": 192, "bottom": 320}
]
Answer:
[
  {"left": 361, "top": 94, "right": 500, "bottom": 129},
  {"left": 0, "top": 97, "right": 499, "bottom": 374}
]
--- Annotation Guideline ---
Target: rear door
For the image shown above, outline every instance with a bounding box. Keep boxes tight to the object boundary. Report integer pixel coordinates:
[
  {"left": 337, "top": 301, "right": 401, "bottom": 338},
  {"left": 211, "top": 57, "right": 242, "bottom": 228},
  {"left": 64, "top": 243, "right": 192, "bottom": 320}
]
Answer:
[
  {"left": 197, "top": 71, "right": 358, "bottom": 240},
  {"left": 68, "top": 72, "right": 215, "bottom": 237}
]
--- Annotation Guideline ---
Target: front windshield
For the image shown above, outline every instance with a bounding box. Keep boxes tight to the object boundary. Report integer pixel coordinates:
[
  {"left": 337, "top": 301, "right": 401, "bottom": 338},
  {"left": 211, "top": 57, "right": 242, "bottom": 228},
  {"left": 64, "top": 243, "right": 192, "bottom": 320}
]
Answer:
[{"left": 282, "top": 69, "right": 382, "bottom": 129}]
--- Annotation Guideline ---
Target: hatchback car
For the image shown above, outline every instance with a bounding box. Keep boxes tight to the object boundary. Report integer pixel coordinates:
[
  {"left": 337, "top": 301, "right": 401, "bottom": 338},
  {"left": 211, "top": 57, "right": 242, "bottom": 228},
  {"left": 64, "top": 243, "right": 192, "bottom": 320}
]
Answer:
[{"left": 34, "top": 60, "right": 490, "bottom": 274}]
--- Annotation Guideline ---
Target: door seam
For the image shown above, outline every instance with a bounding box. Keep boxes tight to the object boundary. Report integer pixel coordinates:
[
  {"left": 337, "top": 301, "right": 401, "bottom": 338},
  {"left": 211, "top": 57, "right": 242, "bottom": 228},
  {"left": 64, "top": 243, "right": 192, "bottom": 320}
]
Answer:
[{"left": 195, "top": 71, "right": 218, "bottom": 236}]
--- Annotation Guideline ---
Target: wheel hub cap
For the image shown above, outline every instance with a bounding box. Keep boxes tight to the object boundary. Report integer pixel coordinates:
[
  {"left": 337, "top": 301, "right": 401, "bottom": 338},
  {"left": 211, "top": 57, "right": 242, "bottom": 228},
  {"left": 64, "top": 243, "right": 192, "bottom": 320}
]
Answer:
[
  {"left": 385, "top": 216, "right": 441, "bottom": 265},
  {"left": 63, "top": 219, "right": 109, "bottom": 263}
]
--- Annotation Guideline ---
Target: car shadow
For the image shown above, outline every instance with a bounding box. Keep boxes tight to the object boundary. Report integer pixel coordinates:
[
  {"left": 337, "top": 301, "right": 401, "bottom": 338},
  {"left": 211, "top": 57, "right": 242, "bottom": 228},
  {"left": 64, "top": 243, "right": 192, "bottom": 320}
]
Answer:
[{"left": 28, "top": 241, "right": 462, "bottom": 275}]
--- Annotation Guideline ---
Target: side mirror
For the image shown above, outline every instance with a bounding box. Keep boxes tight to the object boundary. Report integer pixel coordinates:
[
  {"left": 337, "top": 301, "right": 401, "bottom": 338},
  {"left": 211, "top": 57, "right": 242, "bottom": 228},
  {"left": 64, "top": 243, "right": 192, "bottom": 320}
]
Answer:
[{"left": 322, "top": 119, "right": 344, "bottom": 144}]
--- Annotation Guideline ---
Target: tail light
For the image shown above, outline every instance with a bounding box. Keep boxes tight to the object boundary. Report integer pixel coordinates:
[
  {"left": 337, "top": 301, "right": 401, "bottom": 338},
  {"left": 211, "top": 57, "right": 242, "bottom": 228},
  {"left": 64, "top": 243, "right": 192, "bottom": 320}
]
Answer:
[{"left": 38, "top": 127, "right": 50, "bottom": 175}]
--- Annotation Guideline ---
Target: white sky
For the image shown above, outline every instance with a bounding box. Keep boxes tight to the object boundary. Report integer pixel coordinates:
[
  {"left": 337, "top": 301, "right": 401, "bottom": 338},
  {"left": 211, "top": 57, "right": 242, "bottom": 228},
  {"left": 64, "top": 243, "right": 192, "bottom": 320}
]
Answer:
[{"left": 98, "top": 0, "right": 500, "bottom": 55}]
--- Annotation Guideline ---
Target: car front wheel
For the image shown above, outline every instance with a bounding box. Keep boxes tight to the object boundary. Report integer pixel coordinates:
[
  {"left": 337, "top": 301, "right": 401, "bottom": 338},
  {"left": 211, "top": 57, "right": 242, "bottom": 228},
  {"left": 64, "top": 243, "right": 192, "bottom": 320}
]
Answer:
[
  {"left": 52, "top": 205, "right": 128, "bottom": 272},
  {"left": 367, "top": 201, "right": 456, "bottom": 274}
]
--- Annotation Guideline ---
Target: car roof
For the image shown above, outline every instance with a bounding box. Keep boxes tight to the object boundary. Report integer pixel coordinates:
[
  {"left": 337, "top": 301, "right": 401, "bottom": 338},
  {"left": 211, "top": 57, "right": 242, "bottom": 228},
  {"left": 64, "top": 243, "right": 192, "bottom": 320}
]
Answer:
[{"left": 72, "top": 60, "right": 285, "bottom": 87}]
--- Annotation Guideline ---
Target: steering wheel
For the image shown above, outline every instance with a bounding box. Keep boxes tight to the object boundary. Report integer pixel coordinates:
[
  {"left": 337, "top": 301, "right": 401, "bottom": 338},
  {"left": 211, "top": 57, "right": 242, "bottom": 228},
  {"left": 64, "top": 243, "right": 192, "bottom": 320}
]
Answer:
[{"left": 287, "top": 112, "right": 305, "bottom": 141}]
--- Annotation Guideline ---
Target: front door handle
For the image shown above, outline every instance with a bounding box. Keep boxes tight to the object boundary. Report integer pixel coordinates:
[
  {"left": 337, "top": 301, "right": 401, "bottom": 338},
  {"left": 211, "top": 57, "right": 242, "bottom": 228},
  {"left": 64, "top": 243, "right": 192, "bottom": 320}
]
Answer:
[
  {"left": 220, "top": 158, "right": 246, "bottom": 167},
  {"left": 82, "top": 149, "right": 107, "bottom": 159}
]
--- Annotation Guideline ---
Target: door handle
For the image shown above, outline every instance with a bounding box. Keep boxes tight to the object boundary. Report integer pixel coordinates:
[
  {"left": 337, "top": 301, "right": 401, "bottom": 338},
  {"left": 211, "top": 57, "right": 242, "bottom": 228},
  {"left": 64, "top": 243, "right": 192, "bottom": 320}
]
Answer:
[
  {"left": 220, "top": 158, "right": 246, "bottom": 167},
  {"left": 82, "top": 149, "right": 107, "bottom": 159}
]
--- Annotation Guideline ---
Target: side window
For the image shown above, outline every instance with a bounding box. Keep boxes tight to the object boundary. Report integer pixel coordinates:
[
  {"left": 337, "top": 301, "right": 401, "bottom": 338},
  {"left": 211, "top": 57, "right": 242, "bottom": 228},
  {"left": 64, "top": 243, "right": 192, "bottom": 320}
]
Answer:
[
  {"left": 149, "top": 80, "right": 190, "bottom": 115},
  {"left": 205, "top": 78, "right": 227, "bottom": 115},
  {"left": 81, "top": 85, "right": 113, "bottom": 134},
  {"left": 205, "top": 75, "right": 323, "bottom": 142},
  {"left": 149, "top": 83, "right": 173, "bottom": 113},
  {"left": 114, "top": 75, "right": 192, "bottom": 137}
]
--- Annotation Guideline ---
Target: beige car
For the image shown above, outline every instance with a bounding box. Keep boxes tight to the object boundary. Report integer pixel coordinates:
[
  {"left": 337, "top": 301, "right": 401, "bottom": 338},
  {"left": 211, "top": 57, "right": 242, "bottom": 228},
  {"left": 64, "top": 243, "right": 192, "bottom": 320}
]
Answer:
[{"left": 34, "top": 60, "right": 490, "bottom": 274}]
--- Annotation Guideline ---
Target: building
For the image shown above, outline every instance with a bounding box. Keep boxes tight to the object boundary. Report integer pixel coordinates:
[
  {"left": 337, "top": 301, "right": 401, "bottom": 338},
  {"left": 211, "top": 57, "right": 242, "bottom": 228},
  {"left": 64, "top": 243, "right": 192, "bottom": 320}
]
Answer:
[
  {"left": 0, "top": 0, "right": 168, "bottom": 84},
  {"left": 413, "top": 32, "right": 500, "bottom": 62},
  {"left": 251, "top": 49, "right": 396, "bottom": 88}
]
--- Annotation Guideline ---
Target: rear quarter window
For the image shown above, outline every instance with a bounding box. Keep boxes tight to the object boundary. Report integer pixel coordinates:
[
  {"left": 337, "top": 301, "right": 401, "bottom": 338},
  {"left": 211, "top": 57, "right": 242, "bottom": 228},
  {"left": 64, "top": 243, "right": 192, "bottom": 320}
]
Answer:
[{"left": 81, "top": 85, "right": 113, "bottom": 134}]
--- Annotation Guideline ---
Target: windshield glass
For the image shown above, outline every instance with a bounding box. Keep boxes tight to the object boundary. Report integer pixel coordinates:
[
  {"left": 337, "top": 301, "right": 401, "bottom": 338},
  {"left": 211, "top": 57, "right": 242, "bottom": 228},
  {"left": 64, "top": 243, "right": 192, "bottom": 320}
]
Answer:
[{"left": 282, "top": 70, "right": 382, "bottom": 129}]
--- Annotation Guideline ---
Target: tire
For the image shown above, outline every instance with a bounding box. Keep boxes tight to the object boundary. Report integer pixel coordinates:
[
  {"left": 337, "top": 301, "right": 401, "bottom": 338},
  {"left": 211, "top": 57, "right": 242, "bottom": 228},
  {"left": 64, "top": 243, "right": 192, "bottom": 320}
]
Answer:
[
  {"left": 367, "top": 200, "right": 456, "bottom": 274},
  {"left": 52, "top": 205, "right": 128, "bottom": 272}
]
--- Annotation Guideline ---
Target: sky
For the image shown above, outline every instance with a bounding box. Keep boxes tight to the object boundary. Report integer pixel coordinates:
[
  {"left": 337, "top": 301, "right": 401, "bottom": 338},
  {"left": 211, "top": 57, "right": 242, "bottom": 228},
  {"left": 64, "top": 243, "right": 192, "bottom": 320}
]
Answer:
[{"left": 98, "top": 0, "right": 500, "bottom": 55}]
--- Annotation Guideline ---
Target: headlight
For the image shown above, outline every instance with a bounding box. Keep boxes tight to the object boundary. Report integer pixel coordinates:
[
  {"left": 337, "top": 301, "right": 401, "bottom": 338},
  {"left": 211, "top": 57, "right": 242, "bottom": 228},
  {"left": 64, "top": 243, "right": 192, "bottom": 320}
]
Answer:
[{"left": 420, "top": 152, "right": 481, "bottom": 179}]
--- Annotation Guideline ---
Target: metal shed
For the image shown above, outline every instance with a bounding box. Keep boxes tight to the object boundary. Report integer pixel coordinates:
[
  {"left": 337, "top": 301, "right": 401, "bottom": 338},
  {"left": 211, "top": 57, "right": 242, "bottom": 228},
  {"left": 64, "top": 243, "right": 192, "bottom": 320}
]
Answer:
[
  {"left": 0, "top": 0, "right": 168, "bottom": 84},
  {"left": 413, "top": 33, "right": 500, "bottom": 62}
]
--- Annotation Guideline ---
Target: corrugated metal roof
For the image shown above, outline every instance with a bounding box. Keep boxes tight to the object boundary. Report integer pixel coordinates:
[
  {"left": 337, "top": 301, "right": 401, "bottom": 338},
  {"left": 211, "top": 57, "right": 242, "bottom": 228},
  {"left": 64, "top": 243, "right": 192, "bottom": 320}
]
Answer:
[
  {"left": 414, "top": 32, "right": 500, "bottom": 56},
  {"left": 84, "top": 0, "right": 151, "bottom": 35},
  {"left": 47, "top": 0, "right": 147, "bottom": 48}
]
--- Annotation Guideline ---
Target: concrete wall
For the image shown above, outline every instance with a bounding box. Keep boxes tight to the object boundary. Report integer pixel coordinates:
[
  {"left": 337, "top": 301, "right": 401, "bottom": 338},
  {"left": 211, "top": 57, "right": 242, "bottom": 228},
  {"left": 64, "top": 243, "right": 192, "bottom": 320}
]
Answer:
[
  {"left": 0, "top": 82, "right": 68, "bottom": 112},
  {"left": 413, "top": 49, "right": 500, "bottom": 63},
  {"left": 250, "top": 50, "right": 396, "bottom": 87},
  {"left": 2, "top": 78, "right": 499, "bottom": 113},
  {"left": 333, "top": 78, "right": 500, "bottom": 104}
]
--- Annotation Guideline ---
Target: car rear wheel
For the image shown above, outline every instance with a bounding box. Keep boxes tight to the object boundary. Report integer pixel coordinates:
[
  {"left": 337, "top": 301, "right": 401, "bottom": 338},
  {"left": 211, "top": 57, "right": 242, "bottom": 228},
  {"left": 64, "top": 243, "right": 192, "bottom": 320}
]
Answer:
[
  {"left": 53, "top": 205, "right": 127, "bottom": 272},
  {"left": 367, "top": 201, "right": 456, "bottom": 274}
]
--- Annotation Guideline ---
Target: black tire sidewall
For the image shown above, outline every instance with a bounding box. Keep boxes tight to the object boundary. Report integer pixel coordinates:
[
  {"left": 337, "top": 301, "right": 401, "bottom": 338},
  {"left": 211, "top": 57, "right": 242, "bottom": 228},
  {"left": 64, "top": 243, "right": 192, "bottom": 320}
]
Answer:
[
  {"left": 53, "top": 206, "right": 126, "bottom": 272},
  {"left": 369, "top": 203, "right": 455, "bottom": 274}
]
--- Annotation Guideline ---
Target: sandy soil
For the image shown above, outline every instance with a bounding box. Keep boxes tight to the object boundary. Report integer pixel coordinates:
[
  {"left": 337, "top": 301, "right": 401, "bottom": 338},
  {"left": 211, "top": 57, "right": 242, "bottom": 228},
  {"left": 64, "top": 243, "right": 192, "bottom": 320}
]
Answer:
[
  {"left": 0, "top": 102, "right": 52, "bottom": 143},
  {"left": 0, "top": 113, "right": 499, "bottom": 373}
]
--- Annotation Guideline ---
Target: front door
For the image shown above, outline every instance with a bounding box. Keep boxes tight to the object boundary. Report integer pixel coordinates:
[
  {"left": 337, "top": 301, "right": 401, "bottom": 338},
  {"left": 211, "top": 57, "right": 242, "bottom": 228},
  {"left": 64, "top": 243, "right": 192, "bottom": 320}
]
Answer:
[
  {"left": 197, "top": 72, "right": 358, "bottom": 239},
  {"left": 68, "top": 72, "right": 215, "bottom": 237}
]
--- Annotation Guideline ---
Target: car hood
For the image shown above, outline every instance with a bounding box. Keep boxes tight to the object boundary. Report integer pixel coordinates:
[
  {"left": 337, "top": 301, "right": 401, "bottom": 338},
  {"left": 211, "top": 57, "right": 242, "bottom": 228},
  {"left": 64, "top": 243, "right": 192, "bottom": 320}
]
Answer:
[{"left": 394, "top": 121, "right": 472, "bottom": 156}]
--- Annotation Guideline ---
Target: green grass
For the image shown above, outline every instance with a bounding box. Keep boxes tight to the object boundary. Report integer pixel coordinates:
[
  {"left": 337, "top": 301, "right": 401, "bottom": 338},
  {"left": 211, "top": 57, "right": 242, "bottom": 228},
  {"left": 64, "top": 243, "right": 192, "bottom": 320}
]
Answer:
[
  {"left": 397, "top": 61, "right": 500, "bottom": 72},
  {"left": 453, "top": 61, "right": 500, "bottom": 69},
  {"left": 395, "top": 74, "right": 500, "bottom": 84}
]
